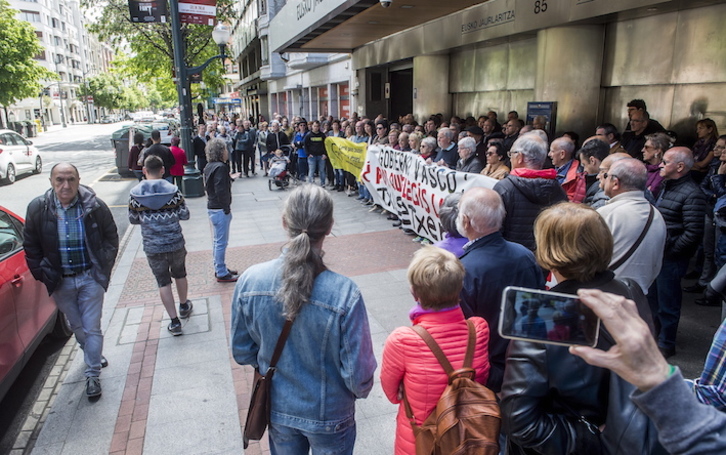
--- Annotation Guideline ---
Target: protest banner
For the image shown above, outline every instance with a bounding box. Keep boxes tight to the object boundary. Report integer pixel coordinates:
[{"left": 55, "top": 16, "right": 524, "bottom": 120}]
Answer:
[
  {"left": 361, "top": 146, "right": 497, "bottom": 242},
  {"left": 324, "top": 137, "right": 367, "bottom": 178}
]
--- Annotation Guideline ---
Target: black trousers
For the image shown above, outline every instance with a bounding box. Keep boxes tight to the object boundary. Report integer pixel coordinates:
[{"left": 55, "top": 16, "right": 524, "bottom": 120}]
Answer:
[
  {"left": 242, "top": 150, "right": 255, "bottom": 175},
  {"left": 232, "top": 150, "right": 243, "bottom": 174}
]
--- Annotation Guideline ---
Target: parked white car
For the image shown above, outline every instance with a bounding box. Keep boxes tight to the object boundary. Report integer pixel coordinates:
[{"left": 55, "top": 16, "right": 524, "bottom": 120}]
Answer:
[{"left": 0, "top": 129, "right": 42, "bottom": 184}]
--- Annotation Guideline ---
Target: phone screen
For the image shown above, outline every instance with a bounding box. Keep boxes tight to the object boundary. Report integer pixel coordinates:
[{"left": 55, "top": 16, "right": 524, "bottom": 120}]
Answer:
[{"left": 499, "top": 286, "right": 600, "bottom": 347}]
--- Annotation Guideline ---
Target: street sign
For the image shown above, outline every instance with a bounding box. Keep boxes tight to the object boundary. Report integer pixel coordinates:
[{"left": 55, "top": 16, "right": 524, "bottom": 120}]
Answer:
[
  {"left": 87, "top": 96, "right": 94, "bottom": 102},
  {"left": 179, "top": 0, "right": 216, "bottom": 25},
  {"left": 128, "top": 0, "right": 168, "bottom": 23}
]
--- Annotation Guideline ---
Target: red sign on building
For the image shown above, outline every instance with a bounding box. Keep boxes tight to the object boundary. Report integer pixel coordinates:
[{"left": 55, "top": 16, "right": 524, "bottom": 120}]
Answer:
[{"left": 179, "top": 0, "right": 217, "bottom": 25}]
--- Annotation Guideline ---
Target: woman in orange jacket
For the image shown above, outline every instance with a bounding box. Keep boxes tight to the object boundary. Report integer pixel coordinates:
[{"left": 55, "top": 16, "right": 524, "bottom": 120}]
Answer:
[{"left": 380, "top": 246, "right": 491, "bottom": 454}]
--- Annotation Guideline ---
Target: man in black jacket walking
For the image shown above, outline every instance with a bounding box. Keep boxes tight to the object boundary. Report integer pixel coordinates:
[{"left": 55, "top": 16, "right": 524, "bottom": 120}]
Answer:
[
  {"left": 24, "top": 163, "right": 119, "bottom": 400},
  {"left": 648, "top": 147, "right": 706, "bottom": 358}
]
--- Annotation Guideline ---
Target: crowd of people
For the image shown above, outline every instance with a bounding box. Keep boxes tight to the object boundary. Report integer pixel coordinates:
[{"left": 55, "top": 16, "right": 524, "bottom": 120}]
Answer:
[{"left": 32, "top": 100, "right": 726, "bottom": 453}]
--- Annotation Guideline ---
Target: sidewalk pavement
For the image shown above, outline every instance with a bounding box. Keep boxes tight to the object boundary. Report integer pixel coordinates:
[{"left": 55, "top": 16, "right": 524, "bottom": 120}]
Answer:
[{"left": 30, "top": 174, "right": 422, "bottom": 455}]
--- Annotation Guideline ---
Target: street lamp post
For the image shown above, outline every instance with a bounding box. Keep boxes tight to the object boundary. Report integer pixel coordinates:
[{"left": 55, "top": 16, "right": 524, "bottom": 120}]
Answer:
[{"left": 169, "top": 0, "right": 230, "bottom": 197}]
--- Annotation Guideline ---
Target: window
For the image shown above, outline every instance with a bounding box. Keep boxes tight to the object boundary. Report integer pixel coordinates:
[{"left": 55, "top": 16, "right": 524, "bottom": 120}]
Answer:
[
  {"left": 34, "top": 50, "right": 46, "bottom": 60},
  {"left": 51, "top": 17, "right": 59, "bottom": 28},
  {"left": 0, "top": 210, "right": 24, "bottom": 259},
  {"left": 20, "top": 10, "right": 41, "bottom": 22},
  {"left": 54, "top": 36, "right": 62, "bottom": 46}
]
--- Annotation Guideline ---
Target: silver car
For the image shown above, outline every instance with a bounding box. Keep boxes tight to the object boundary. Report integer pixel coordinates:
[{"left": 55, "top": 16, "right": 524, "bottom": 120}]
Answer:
[{"left": 0, "top": 129, "right": 42, "bottom": 184}]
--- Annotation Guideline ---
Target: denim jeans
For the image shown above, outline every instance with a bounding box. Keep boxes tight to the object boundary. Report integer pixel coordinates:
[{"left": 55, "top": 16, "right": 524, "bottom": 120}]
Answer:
[
  {"left": 334, "top": 169, "right": 344, "bottom": 187},
  {"left": 297, "top": 156, "right": 308, "bottom": 181},
  {"left": 647, "top": 256, "right": 689, "bottom": 350},
  {"left": 268, "top": 421, "right": 356, "bottom": 455},
  {"left": 308, "top": 156, "right": 326, "bottom": 186},
  {"left": 52, "top": 270, "right": 105, "bottom": 378},
  {"left": 208, "top": 209, "right": 232, "bottom": 277}
]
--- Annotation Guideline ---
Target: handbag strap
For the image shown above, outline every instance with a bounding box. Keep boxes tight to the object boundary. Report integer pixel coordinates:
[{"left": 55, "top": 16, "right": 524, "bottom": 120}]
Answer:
[
  {"left": 609, "top": 205, "right": 655, "bottom": 271},
  {"left": 267, "top": 319, "right": 294, "bottom": 371},
  {"left": 402, "top": 320, "right": 476, "bottom": 426}
]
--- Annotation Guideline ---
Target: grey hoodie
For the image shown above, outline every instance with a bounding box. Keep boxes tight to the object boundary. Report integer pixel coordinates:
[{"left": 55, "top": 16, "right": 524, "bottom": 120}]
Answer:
[{"left": 128, "top": 179, "right": 190, "bottom": 254}]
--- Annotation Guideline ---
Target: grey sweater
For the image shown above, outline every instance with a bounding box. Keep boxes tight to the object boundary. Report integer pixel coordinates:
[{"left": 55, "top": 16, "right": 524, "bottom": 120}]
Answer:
[
  {"left": 128, "top": 179, "right": 190, "bottom": 254},
  {"left": 632, "top": 369, "right": 726, "bottom": 454}
]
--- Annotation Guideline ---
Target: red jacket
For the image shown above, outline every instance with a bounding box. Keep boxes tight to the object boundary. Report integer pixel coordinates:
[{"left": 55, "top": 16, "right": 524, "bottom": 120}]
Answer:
[
  {"left": 380, "top": 307, "right": 490, "bottom": 455},
  {"left": 561, "top": 159, "right": 586, "bottom": 203}
]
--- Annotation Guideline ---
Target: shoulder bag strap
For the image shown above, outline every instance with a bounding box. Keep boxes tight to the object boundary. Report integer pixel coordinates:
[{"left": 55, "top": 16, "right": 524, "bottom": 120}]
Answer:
[
  {"left": 609, "top": 205, "right": 655, "bottom": 271},
  {"left": 463, "top": 320, "right": 476, "bottom": 369},
  {"left": 411, "top": 324, "right": 454, "bottom": 374},
  {"left": 267, "top": 319, "right": 294, "bottom": 372},
  {"left": 403, "top": 321, "right": 477, "bottom": 427}
]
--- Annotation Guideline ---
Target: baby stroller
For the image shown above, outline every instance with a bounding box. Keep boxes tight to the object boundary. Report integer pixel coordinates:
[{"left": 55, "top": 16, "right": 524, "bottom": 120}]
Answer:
[{"left": 268, "top": 158, "right": 292, "bottom": 190}]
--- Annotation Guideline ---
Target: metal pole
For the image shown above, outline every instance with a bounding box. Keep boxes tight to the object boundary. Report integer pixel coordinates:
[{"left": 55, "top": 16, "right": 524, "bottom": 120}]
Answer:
[{"left": 169, "top": 0, "right": 204, "bottom": 197}]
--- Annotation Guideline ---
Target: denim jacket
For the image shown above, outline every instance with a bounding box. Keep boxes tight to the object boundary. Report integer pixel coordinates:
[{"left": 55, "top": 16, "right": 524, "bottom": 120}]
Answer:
[{"left": 231, "top": 257, "right": 377, "bottom": 433}]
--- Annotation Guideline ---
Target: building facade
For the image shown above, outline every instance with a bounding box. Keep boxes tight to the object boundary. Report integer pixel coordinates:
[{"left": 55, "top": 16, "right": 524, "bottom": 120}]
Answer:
[
  {"left": 6, "top": 0, "right": 112, "bottom": 128},
  {"left": 227, "top": 0, "right": 725, "bottom": 143}
]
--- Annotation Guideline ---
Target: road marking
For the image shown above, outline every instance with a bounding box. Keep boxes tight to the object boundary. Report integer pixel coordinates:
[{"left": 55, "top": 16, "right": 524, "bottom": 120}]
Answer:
[{"left": 88, "top": 169, "right": 117, "bottom": 187}]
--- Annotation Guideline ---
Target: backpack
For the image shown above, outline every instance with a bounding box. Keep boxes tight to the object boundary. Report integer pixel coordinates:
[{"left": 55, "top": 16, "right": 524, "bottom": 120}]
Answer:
[{"left": 402, "top": 320, "right": 501, "bottom": 455}]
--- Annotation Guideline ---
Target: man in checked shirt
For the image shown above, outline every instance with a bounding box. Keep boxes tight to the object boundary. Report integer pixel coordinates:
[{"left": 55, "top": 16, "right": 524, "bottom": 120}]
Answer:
[{"left": 24, "top": 163, "right": 119, "bottom": 401}]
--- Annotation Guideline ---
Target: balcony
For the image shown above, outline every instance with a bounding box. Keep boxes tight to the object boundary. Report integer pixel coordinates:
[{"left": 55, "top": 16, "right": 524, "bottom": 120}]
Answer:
[{"left": 285, "top": 53, "right": 330, "bottom": 71}]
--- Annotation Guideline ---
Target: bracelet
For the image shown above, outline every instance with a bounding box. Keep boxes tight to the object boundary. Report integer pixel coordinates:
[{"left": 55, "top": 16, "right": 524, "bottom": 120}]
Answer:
[{"left": 667, "top": 364, "right": 677, "bottom": 377}]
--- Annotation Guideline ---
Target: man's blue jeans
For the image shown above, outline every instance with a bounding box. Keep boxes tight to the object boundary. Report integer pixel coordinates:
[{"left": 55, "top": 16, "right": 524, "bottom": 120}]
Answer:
[
  {"left": 52, "top": 270, "right": 105, "bottom": 378},
  {"left": 208, "top": 209, "right": 232, "bottom": 277},
  {"left": 647, "top": 256, "right": 689, "bottom": 350},
  {"left": 268, "top": 420, "right": 356, "bottom": 455},
  {"left": 308, "top": 155, "right": 326, "bottom": 186}
]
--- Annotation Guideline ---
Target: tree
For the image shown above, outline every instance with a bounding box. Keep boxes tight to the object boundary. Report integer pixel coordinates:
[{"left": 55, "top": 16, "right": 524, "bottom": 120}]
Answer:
[
  {"left": 0, "top": 0, "right": 57, "bottom": 127},
  {"left": 83, "top": 0, "right": 233, "bottom": 97},
  {"left": 81, "top": 73, "right": 125, "bottom": 110}
]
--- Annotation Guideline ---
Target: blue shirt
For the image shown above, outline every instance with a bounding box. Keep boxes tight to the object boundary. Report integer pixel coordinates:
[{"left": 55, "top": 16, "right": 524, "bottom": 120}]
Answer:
[{"left": 55, "top": 195, "right": 91, "bottom": 273}]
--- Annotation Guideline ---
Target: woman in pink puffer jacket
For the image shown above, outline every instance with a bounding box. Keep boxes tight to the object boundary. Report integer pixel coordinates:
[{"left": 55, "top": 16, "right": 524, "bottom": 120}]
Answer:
[{"left": 381, "top": 247, "right": 491, "bottom": 455}]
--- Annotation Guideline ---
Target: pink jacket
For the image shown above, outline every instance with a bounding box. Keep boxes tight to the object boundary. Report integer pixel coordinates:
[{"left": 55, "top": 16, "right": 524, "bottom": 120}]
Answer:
[{"left": 380, "top": 307, "right": 490, "bottom": 455}]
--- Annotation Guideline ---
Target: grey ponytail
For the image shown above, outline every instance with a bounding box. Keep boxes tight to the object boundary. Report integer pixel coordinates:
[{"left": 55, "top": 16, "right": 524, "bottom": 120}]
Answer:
[{"left": 277, "top": 184, "right": 334, "bottom": 319}]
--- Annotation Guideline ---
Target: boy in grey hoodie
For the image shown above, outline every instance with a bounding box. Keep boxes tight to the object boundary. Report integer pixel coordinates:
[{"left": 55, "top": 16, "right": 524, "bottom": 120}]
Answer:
[{"left": 128, "top": 155, "right": 192, "bottom": 335}]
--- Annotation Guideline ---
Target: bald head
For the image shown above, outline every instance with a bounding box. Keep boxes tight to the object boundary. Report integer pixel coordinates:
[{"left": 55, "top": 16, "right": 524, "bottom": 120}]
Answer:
[
  {"left": 599, "top": 152, "right": 631, "bottom": 190},
  {"left": 549, "top": 137, "right": 575, "bottom": 168},
  {"left": 50, "top": 162, "right": 81, "bottom": 206},
  {"left": 605, "top": 158, "right": 647, "bottom": 197},
  {"left": 456, "top": 187, "right": 506, "bottom": 240}
]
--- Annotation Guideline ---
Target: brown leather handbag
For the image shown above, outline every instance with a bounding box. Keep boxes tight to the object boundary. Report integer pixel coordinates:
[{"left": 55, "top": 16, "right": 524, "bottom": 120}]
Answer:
[
  {"left": 402, "top": 320, "right": 501, "bottom": 455},
  {"left": 243, "top": 319, "right": 293, "bottom": 448}
]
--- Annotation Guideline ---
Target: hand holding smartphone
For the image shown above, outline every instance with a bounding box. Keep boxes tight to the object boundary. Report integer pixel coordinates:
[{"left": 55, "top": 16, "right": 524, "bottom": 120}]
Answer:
[{"left": 499, "top": 286, "right": 601, "bottom": 347}]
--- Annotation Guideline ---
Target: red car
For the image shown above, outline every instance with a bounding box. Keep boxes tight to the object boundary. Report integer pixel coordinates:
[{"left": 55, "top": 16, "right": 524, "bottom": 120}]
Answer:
[{"left": 0, "top": 206, "right": 71, "bottom": 402}]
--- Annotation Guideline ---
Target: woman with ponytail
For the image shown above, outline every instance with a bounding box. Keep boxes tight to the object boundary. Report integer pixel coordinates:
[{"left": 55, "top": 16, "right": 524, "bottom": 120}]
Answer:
[{"left": 231, "top": 184, "right": 377, "bottom": 454}]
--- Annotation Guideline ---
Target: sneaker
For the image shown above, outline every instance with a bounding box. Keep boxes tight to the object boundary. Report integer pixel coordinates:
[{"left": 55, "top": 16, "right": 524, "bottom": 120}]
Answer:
[
  {"left": 86, "top": 377, "right": 102, "bottom": 399},
  {"left": 420, "top": 238, "right": 433, "bottom": 245},
  {"left": 412, "top": 236, "right": 423, "bottom": 243},
  {"left": 216, "top": 273, "right": 239, "bottom": 282},
  {"left": 179, "top": 300, "right": 194, "bottom": 319},
  {"left": 168, "top": 320, "right": 183, "bottom": 336},
  {"left": 227, "top": 269, "right": 238, "bottom": 275},
  {"left": 101, "top": 356, "right": 109, "bottom": 368}
]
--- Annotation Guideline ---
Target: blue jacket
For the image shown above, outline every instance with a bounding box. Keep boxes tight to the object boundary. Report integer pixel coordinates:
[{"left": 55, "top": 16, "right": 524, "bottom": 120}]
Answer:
[
  {"left": 458, "top": 232, "right": 544, "bottom": 392},
  {"left": 231, "top": 257, "right": 377, "bottom": 433}
]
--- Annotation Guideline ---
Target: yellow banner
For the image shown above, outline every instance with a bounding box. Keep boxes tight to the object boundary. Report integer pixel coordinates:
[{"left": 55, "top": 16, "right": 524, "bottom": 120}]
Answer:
[{"left": 325, "top": 137, "right": 367, "bottom": 179}]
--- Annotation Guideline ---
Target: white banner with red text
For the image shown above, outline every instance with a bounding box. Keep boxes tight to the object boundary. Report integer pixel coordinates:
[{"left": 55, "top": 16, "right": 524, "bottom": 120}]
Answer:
[{"left": 361, "top": 146, "right": 498, "bottom": 242}]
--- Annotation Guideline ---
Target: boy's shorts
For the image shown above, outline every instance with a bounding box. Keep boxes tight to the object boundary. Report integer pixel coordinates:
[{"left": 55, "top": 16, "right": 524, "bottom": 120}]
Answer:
[{"left": 146, "top": 247, "right": 187, "bottom": 287}]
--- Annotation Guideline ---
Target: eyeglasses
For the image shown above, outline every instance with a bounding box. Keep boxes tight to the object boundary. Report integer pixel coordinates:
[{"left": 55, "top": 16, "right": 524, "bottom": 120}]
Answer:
[
  {"left": 376, "top": 126, "right": 384, "bottom": 130},
  {"left": 602, "top": 172, "right": 617, "bottom": 180},
  {"left": 507, "top": 150, "right": 520, "bottom": 158}
]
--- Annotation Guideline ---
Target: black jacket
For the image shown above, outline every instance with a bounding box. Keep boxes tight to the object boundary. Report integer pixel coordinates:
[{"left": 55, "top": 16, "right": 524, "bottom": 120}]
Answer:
[
  {"left": 304, "top": 131, "right": 327, "bottom": 157},
  {"left": 204, "top": 161, "right": 232, "bottom": 213},
  {"left": 501, "top": 271, "right": 650, "bottom": 455},
  {"left": 494, "top": 174, "right": 567, "bottom": 251},
  {"left": 656, "top": 174, "right": 706, "bottom": 259},
  {"left": 23, "top": 186, "right": 119, "bottom": 295},
  {"left": 193, "top": 136, "right": 208, "bottom": 172},
  {"left": 143, "top": 143, "right": 176, "bottom": 179},
  {"left": 458, "top": 232, "right": 544, "bottom": 392},
  {"left": 266, "top": 131, "right": 291, "bottom": 153}
]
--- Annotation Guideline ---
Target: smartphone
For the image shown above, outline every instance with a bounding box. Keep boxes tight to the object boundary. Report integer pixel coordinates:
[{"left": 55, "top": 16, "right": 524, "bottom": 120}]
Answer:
[{"left": 499, "top": 286, "right": 600, "bottom": 347}]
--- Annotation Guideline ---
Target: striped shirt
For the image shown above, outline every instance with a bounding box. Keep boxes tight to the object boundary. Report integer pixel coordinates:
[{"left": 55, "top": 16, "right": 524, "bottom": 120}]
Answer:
[{"left": 55, "top": 195, "right": 91, "bottom": 274}]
